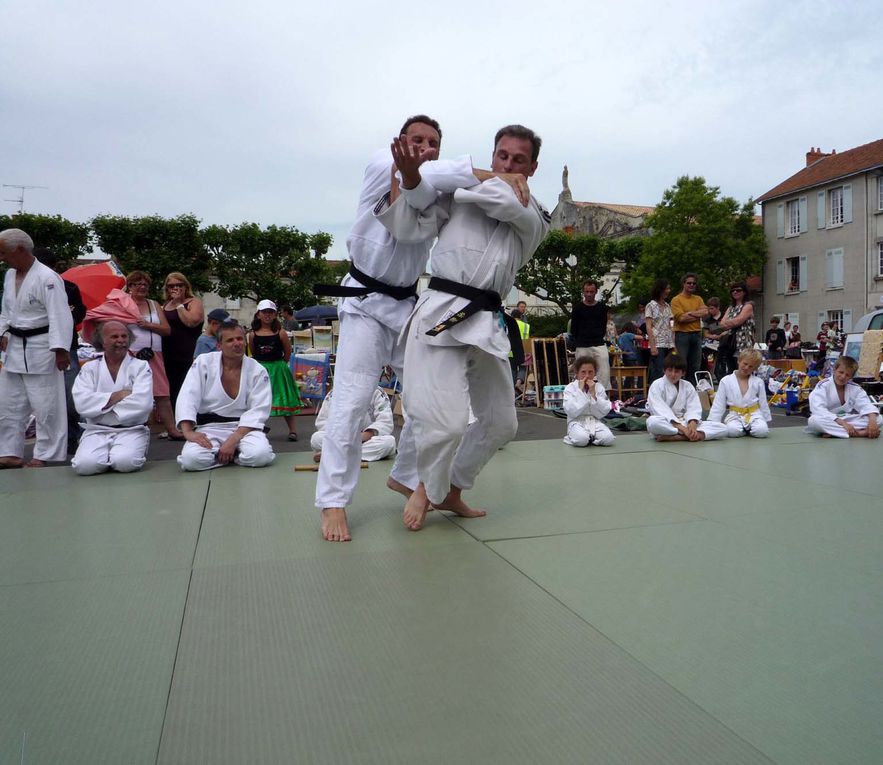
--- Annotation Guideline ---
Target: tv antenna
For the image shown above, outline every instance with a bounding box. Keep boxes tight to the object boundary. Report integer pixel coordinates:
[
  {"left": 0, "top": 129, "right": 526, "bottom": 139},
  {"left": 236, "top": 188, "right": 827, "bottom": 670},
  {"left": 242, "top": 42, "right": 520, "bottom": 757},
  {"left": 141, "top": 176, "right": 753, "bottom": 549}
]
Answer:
[{"left": 3, "top": 184, "right": 48, "bottom": 213}]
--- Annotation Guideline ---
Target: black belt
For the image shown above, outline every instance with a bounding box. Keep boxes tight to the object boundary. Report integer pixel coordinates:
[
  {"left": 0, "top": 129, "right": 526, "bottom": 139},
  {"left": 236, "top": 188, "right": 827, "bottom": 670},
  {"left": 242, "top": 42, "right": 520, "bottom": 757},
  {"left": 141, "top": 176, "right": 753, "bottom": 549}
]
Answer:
[
  {"left": 425, "top": 277, "right": 524, "bottom": 365},
  {"left": 104, "top": 423, "right": 148, "bottom": 429},
  {"left": 196, "top": 413, "right": 240, "bottom": 426},
  {"left": 313, "top": 264, "right": 418, "bottom": 301},
  {"left": 7, "top": 325, "right": 49, "bottom": 372}
]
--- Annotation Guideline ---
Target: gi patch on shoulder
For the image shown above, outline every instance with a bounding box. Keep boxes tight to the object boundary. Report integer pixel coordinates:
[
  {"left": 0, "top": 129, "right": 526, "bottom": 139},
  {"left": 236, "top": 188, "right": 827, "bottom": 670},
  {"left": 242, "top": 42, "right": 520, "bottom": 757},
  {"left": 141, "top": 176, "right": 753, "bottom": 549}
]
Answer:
[{"left": 46, "top": 282, "right": 55, "bottom": 289}]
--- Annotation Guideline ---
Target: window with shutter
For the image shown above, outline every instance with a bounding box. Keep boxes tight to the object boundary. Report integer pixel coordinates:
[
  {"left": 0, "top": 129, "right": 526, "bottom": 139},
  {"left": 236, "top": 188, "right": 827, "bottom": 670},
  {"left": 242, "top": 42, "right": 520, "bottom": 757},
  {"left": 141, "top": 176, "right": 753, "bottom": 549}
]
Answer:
[
  {"left": 829, "top": 187, "right": 843, "bottom": 226},
  {"left": 787, "top": 200, "right": 800, "bottom": 236}
]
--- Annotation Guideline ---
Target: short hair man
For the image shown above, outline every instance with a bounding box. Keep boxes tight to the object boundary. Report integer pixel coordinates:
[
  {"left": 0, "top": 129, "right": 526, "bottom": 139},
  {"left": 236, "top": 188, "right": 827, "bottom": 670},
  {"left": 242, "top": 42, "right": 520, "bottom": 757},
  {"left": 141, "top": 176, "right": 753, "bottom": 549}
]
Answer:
[
  {"left": 176, "top": 321, "right": 275, "bottom": 470},
  {"left": 193, "top": 308, "right": 231, "bottom": 358},
  {"left": 313, "top": 116, "right": 528, "bottom": 542},
  {"left": 379, "top": 124, "right": 550, "bottom": 530},
  {"left": 516, "top": 300, "right": 527, "bottom": 314},
  {"left": 570, "top": 279, "right": 610, "bottom": 388},
  {"left": 70, "top": 320, "right": 154, "bottom": 475},
  {"left": 280, "top": 306, "right": 298, "bottom": 332},
  {"left": 670, "top": 273, "right": 709, "bottom": 384},
  {"left": 765, "top": 316, "right": 787, "bottom": 360},
  {"left": 0, "top": 229, "right": 74, "bottom": 467}
]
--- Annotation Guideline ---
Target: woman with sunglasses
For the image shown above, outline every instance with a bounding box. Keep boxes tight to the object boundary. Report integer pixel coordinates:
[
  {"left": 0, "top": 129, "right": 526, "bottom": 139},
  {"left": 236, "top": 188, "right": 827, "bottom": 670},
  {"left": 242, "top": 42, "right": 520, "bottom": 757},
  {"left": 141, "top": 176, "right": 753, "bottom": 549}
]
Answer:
[
  {"left": 718, "top": 281, "right": 755, "bottom": 375},
  {"left": 161, "top": 272, "right": 204, "bottom": 407}
]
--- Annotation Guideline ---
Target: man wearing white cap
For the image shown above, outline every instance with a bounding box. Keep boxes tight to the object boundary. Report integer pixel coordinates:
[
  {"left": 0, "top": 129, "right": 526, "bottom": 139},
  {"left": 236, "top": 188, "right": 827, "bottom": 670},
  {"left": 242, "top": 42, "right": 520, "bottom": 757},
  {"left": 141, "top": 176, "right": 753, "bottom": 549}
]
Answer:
[{"left": 0, "top": 228, "right": 74, "bottom": 468}]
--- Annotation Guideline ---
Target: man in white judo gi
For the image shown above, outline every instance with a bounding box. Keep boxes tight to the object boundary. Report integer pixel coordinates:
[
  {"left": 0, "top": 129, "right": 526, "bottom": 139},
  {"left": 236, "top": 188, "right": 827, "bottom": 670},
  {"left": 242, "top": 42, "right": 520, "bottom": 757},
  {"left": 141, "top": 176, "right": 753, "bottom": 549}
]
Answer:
[
  {"left": 311, "top": 386, "right": 396, "bottom": 463},
  {"left": 378, "top": 124, "right": 551, "bottom": 530},
  {"left": 176, "top": 321, "right": 275, "bottom": 471},
  {"left": 0, "top": 228, "right": 74, "bottom": 468},
  {"left": 805, "top": 355, "right": 880, "bottom": 438},
  {"left": 314, "top": 115, "right": 531, "bottom": 542},
  {"left": 71, "top": 321, "right": 154, "bottom": 474},
  {"left": 646, "top": 353, "right": 727, "bottom": 442}
]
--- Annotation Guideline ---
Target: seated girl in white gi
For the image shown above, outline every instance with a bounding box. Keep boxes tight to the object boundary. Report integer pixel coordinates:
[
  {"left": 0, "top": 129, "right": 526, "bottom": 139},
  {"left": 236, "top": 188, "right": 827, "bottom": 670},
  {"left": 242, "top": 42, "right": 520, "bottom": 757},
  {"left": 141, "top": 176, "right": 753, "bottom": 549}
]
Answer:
[
  {"left": 646, "top": 353, "right": 727, "bottom": 442},
  {"left": 175, "top": 321, "right": 275, "bottom": 471},
  {"left": 312, "top": 386, "right": 396, "bottom": 463},
  {"left": 708, "top": 348, "right": 772, "bottom": 438},
  {"left": 71, "top": 321, "right": 154, "bottom": 475},
  {"left": 805, "top": 355, "right": 881, "bottom": 439},
  {"left": 562, "top": 356, "right": 615, "bottom": 447}
]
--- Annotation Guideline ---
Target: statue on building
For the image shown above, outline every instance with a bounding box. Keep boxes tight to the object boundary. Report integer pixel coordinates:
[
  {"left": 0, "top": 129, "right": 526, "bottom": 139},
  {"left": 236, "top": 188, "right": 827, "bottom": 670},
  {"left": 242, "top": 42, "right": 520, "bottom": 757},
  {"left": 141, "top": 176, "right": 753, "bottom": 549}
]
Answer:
[{"left": 559, "top": 164, "right": 572, "bottom": 202}]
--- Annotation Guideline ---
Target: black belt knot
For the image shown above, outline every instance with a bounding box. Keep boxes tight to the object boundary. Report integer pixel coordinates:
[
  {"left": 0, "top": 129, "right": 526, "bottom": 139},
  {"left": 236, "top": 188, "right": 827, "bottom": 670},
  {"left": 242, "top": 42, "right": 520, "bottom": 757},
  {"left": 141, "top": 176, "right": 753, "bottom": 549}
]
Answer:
[{"left": 7, "top": 325, "right": 50, "bottom": 372}]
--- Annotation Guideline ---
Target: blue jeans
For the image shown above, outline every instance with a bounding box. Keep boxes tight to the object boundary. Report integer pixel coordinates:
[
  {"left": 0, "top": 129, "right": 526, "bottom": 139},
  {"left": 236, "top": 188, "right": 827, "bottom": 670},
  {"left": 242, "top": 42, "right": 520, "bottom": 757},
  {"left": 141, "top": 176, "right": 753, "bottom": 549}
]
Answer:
[
  {"left": 647, "top": 347, "right": 672, "bottom": 385},
  {"left": 675, "top": 332, "right": 702, "bottom": 385}
]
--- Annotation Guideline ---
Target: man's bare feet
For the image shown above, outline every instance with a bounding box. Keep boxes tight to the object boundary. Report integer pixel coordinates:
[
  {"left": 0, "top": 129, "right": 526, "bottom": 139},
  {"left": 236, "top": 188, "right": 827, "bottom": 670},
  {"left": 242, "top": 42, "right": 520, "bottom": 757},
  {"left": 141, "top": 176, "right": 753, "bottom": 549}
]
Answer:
[
  {"left": 25, "top": 459, "right": 47, "bottom": 468},
  {"left": 0, "top": 457, "right": 24, "bottom": 469},
  {"left": 655, "top": 434, "right": 686, "bottom": 442},
  {"left": 313, "top": 451, "right": 322, "bottom": 463},
  {"left": 387, "top": 477, "right": 413, "bottom": 499},
  {"left": 403, "top": 483, "right": 430, "bottom": 531},
  {"left": 432, "top": 487, "right": 486, "bottom": 519},
  {"left": 321, "top": 507, "right": 351, "bottom": 542},
  {"left": 820, "top": 433, "right": 833, "bottom": 438}
]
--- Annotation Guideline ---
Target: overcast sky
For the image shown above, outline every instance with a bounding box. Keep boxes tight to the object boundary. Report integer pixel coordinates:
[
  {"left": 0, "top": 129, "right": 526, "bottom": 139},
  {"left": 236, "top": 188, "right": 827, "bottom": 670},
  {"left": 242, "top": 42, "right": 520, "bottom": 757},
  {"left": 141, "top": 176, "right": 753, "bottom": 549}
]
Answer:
[{"left": 2, "top": 0, "right": 879, "bottom": 258}]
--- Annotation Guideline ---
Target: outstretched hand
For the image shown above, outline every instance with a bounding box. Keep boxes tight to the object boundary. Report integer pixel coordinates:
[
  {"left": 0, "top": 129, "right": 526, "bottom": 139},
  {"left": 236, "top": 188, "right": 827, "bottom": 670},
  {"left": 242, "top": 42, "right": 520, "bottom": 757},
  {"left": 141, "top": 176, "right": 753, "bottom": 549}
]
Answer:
[{"left": 390, "top": 136, "right": 426, "bottom": 190}]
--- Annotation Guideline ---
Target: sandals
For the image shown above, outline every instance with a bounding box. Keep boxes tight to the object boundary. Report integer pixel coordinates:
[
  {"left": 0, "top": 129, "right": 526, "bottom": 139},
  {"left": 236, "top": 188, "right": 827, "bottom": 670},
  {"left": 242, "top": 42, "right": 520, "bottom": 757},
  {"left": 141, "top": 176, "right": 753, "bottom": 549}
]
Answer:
[{"left": 288, "top": 432, "right": 299, "bottom": 442}]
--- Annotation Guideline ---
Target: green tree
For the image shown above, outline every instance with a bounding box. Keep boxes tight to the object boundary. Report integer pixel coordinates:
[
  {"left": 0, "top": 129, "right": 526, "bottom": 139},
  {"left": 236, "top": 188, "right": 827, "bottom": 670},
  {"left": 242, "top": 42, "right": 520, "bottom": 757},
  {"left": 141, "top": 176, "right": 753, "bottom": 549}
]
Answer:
[
  {"left": 204, "top": 223, "right": 337, "bottom": 309},
  {"left": 622, "top": 176, "right": 766, "bottom": 305},
  {"left": 91, "top": 214, "right": 211, "bottom": 296},
  {"left": 515, "top": 229, "right": 644, "bottom": 314},
  {"left": 0, "top": 213, "right": 91, "bottom": 263}
]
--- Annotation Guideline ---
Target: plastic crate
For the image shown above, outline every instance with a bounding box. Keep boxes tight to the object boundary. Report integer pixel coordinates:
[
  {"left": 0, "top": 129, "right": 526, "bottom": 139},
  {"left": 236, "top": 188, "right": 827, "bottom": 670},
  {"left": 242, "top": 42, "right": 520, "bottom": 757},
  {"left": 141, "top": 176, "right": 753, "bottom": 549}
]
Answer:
[{"left": 543, "top": 384, "right": 566, "bottom": 410}]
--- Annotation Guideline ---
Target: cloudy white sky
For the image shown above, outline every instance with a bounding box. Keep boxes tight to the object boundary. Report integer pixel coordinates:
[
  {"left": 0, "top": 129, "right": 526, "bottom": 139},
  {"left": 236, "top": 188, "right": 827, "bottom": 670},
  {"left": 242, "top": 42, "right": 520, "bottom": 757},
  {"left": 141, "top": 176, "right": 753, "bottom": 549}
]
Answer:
[{"left": 2, "top": 0, "right": 880, "bottom": 257}]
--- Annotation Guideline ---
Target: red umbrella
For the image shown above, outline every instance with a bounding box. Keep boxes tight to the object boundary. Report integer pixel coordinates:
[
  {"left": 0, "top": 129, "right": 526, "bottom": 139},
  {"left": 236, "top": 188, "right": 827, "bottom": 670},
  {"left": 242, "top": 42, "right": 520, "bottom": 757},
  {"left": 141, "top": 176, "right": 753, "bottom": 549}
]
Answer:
[{"left": 61, "top": 261, "right": 127, "bottom": 310}]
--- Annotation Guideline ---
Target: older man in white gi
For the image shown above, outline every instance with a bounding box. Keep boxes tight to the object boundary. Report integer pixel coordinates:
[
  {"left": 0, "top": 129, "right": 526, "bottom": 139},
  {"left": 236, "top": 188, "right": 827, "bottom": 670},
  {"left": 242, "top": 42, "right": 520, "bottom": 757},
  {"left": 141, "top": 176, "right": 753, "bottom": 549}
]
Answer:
[
  {"left": 313, "top": 115, "right": 532, "bottom": 542},
  {"left": 311, "top": 386, "right": 396, "bottom": 463},
  {"left": 71, "top": 321, "right": 154, "bottom": 474},
  {"left": 0, "top": 228, "right": 73, "bottom": 468},
  {"left": 379, "top": 124, "right": 550, "bottom": 531},
  {"left": 176, "top": 320, "right": 275, "bottom": 471}
]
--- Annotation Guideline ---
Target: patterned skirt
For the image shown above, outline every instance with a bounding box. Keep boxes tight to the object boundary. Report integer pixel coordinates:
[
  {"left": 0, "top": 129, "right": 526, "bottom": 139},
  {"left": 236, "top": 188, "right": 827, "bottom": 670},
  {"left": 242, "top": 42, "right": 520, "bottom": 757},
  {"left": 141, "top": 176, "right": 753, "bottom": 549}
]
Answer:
[{"left": 257, "top": 359, "right": 303, "bottom": 416}]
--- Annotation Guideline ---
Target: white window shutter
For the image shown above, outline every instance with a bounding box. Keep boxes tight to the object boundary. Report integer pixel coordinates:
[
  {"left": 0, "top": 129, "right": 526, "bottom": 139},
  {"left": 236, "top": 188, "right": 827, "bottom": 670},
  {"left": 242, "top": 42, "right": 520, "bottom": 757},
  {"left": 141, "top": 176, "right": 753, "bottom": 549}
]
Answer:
[
  {"left": 833, "top": 248, "right": 844, "bottom": 288},
  {"left": 776, "top": 203, "right": 785, "bottom": 238},
  {"left": 799, "top": 196, "right": 808, "bottom": 232},
  {"left": 817, "top": 312, "right": 826, "bottom": 332},
  {"left": 799, "top": 254, "right": 808, "bottom": 291},
  {"left": 788, "top": 312, "right": 800, "bottom": 327},
  {"left": 776, "top": 259, "right": 785, "bottom": 294},
  {"left": 843, "top": 184, "right": 853, "bottom": 223},
  {"left": 825, "top": 250, "right": 834, "bottom": 288},
  {"left": 817, "top": 191, "right": 826, "bottom": 228},
  {"left": 843, "top": 309, "right": 853, "bottom": 333}
]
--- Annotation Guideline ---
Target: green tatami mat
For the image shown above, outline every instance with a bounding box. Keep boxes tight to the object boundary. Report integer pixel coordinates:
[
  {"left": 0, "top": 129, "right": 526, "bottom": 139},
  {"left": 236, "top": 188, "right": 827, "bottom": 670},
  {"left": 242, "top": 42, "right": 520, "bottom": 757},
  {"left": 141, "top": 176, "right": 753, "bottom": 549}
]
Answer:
[
  {"left": 1, "top": 475, "right": 208, "bottom": 585},
  {"left": 194, "top": 453, "right": 470, "bottom": 568},
  {"left": 490, "top": 522, "right": 883, "bottom": 765},
  {"left": 0, "top": 569, "right": 189, "bottom": 765},
  {"left": 158, "top": 543, "right": 770, "bottom": 765}
]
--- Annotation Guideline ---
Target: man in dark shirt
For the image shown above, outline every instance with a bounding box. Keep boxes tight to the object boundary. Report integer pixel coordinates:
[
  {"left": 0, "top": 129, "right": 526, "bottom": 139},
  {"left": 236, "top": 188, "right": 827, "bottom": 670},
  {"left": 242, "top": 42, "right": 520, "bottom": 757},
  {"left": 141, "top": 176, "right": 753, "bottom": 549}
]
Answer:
[
  {"left": 765, "top": 317, "right": 787, "bottom": 360},
  {"left": 570, "top": 279, "right": 610, "bottom": 387}
]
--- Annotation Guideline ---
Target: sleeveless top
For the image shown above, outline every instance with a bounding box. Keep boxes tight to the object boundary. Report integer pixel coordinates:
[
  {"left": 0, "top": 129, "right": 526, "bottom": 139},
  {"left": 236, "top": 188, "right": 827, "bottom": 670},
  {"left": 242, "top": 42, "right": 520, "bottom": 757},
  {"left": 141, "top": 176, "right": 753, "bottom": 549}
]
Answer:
[
  {"left": 130, "top": 300, "right": 162, "bottom": 352},
  {"left": 163, "top": 299, "right": 202, "bottom": 358},
  {"left": 252, "top": 332, "right": 285, "bottom": 362},
  {"left": 725, "top": 302, "right": 756, "bottom": 353}
]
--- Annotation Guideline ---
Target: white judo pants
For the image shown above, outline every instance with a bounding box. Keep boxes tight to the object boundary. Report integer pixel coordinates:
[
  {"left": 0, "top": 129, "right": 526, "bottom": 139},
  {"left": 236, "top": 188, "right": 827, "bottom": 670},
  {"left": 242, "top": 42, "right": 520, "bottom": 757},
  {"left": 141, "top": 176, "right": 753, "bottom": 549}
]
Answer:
[
  {"left": 563, "top": 421, "right": 615, "bottom": 447},
  {"left": 0, "top": 368, "right": 67, "bottom": 462},
  {"left": 723, "top": 412, "right": 769, "bottom": 438},
  {"left": 177, "top": 424, "right": 275, "bottom": 471},
  {"left": 805, "top": 413, "right": 873, "bottom": 439},
  {"left": 315, "top": 312, "right": 417, "bottom": 508},
  {"left": 404, "top": 338, "right": 517, "bottom": 506},
  {"left": 311, "top": 430, "right": 396, "bottom": 462},
  {"left": 646, "top": 416, "right": 727, "bottom": 440},
  {"left": 72, "top": 426, "right": 150, "bottom": 475}
]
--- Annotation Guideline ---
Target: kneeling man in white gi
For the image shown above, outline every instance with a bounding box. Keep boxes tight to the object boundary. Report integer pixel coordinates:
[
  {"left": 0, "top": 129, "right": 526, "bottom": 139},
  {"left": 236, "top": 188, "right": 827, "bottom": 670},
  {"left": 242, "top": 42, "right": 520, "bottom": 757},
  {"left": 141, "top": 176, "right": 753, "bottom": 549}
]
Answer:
[
  {"left": 176, "top": 321, "right": 275, "bottom": 471},
  {"left": 379, "top": 125, "right": 550, "bottom": 530},
  {"left": 312, "top": 386, "right": 396, "bottom": 463},
  {"left": 71, "top": 321, "right": 153, "bottom": 474}
]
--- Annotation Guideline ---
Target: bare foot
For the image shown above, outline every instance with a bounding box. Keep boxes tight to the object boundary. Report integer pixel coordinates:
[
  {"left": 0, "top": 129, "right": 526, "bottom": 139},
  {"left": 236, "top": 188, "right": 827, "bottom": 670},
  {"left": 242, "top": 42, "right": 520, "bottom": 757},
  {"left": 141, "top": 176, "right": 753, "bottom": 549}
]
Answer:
[
  {"left": 432, "top": 487, "right": 486, "bottom": 519},
  {"left": 387, "top": 476, "right": 413, "bottom": 499},
  {"left": 313, "top": 451, "right": 322, "bottom": 463},
  {"left": 0, "top": 457, "right": 24, "bottom": 469},
  {"left": 403, "top": 483, "right": 430, "bottom": 531},
  {"left": 25, "top": 459, "right": 47, "bottom": 468},
  {"left": 655, "top": 434, "right": 686, "bottom": 442},
  {"left": 321, "top": 507, "right": 351, "bottom": 542},
  {"left": 820, "top": 433, "right": 833, "bottom": 438}
]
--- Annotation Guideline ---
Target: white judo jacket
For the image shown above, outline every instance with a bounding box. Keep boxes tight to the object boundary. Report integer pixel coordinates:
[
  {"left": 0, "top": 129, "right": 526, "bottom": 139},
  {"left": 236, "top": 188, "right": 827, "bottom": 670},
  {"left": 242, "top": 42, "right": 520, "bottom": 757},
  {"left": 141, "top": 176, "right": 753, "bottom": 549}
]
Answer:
[
  {"left": 314, "top": 387, "right": 393, "bottom": 437},
  {"left": 72, "top": 354, "right": 154, "bottom": 430},
  {"left": 709, "top": 373, "right": 772, "bottom": 425},
  {"left": 808, "top": 378, "right": 878, "bottom": 424},
  {"left": 563, "top": 380, "right": 612, "bottom": 431},
  {"left": 647, "top": 377, "right": 702, "bottom": 424}
]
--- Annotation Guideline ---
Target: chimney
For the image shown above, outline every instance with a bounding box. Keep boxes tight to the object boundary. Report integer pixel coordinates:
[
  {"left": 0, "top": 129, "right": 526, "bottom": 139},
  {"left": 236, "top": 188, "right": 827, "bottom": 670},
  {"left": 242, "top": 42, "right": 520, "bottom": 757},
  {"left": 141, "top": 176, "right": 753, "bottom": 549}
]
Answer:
[{"left": 806, "top": 146, "right": 832, "bottom": 166}]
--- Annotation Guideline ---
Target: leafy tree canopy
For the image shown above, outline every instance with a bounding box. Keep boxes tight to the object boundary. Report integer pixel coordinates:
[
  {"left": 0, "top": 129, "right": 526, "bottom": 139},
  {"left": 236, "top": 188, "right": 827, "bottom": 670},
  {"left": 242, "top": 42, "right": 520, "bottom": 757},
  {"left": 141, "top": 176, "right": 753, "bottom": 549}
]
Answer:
[
  {"left": 515, "top": 229, "right": 644, "bottom": 314},
  {"left": 0, "top": 213, "right": 91, "bottom": 264},
  {"left": 621, "top": 176, "right": 766, "bottom": 306}
]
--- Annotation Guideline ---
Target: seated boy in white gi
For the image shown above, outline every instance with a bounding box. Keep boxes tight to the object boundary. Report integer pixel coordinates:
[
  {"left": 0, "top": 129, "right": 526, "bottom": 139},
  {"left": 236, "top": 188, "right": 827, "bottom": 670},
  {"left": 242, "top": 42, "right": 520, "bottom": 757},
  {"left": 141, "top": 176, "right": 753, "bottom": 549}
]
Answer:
[
  {"left": 805, "top": 355, "right": 881, "bottom": 439},
  {"left": 647, "top": 353, "right": 727, "bottom": 442},
  {"left": 312, "top": 386, "right": 396, "bottom": 463},
  {"left": 708, "top": 348, "right": 772, "bottom": 438},
  {"left": 71, "top": 320, "right": 153, "bottom": 475},
  {"left": 562, "top": 356, "right": 615, "bottom": 447},
  {"left": 176, "top": 321, "right": 275, "bottom": 470}
]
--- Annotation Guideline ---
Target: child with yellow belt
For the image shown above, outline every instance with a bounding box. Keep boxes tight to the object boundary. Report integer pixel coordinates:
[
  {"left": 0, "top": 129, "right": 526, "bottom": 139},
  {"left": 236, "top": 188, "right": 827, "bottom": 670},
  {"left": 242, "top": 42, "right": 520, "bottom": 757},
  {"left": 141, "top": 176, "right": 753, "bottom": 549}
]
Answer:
[{"left": 708, "top": 349, "right": 772, "bottom": 437}]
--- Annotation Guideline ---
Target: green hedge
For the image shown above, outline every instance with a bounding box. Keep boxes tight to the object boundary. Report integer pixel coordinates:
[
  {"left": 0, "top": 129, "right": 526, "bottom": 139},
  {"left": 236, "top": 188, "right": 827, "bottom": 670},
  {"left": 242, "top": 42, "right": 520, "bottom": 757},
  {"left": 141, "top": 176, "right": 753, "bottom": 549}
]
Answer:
[{"left": 524, "top": 312, "right": 568, "bottom": 338}]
